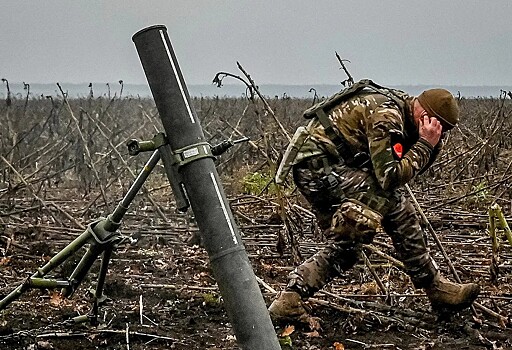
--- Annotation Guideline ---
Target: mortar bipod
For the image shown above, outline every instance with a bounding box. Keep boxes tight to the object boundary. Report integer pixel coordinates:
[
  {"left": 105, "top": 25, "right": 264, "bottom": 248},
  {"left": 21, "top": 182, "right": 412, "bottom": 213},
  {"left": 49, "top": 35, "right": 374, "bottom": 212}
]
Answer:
[
  {"left": 0, "top": 150, "right": 160, "bottom": 323},
  {"left": 0, "top": 133, "right": 246, "bottom": 323}
]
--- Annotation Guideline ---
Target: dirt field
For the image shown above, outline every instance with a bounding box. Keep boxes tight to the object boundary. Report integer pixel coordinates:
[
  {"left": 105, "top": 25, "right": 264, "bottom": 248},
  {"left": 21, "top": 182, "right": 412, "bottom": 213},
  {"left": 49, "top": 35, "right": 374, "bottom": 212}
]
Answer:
[
  {"left": 1, "top": 91, "right": 512, "bottom": 349},
  {"left": 1, "top": 186, "right": 511, "bottom": 349}
]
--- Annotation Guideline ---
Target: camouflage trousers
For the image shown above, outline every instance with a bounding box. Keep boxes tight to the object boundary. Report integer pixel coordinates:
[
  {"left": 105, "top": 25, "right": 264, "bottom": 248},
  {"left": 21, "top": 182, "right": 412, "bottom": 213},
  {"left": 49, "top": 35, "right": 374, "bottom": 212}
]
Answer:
[{"left": 287, "top": 155, "right": 437, "bottom": 298}]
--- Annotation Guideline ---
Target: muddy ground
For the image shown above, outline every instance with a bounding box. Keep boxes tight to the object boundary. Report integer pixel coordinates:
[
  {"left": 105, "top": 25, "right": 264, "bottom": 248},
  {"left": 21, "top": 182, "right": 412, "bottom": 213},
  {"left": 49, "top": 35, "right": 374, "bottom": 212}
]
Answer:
[{"left": 0, "top": 187, "right": 511, "bottom": 350}]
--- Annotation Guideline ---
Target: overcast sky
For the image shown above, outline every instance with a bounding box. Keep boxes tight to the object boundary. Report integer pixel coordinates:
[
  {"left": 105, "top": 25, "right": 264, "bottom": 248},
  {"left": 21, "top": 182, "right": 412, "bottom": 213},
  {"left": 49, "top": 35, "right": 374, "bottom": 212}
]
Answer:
[{"left": 2, "top": 1, "right": 511, "bottom": 87}]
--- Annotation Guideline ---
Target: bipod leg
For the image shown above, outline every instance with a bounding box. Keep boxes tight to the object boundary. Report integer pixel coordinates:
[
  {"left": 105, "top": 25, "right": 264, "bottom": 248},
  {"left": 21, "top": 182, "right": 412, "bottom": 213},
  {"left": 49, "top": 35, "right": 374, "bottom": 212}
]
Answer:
[
  {"left": 76, "top": 150, "right": 162, "bottom": 323},
  {"left": 0, "top": 228, "right": 93, "bottom": 310},
  {"left": 62, "top": 230, "right": 106, "bottom": 298},
  {"left": 87, "top": 150, "right": 164, "bottom": 324},
  {"left": 63, "top": 150, "right": 161, "bottom": 299},
  {"left": 0, "top": 150, "right": 161, "bottom": 312},
  {"left": 94, "top": 246, "right": 114, "bottom": 305},
  {"left": 88, "top": 246, "right": 115, "bottom": 325}
]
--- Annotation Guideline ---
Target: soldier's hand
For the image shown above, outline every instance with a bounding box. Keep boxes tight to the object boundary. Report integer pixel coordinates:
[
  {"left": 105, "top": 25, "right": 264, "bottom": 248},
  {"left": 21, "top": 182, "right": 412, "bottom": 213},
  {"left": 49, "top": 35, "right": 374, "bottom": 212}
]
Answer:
[{"left": 419, "top": 115, "right": 442, "bottom": 147}]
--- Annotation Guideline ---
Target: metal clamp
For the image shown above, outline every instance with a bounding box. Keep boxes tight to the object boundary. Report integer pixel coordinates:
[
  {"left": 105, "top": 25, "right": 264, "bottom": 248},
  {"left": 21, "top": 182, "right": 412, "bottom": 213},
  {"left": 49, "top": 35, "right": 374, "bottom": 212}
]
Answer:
[{"left": 172, "top": 142, "right": 215, "bottom": 167}]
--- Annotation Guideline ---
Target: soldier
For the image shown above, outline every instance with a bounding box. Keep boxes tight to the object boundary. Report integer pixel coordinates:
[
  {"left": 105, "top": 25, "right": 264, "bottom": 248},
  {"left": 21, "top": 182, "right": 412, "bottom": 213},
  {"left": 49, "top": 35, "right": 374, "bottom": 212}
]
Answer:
[{"left": 269, "top": 81, "right": 480, "bottom": 320}]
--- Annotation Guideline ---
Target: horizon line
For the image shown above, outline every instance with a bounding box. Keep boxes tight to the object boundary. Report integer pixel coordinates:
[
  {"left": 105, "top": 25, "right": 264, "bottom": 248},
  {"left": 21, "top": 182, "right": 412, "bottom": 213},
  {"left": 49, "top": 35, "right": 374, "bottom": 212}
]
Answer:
[{"left": 3, "top": 81, "right": 512, "bottom": 88}]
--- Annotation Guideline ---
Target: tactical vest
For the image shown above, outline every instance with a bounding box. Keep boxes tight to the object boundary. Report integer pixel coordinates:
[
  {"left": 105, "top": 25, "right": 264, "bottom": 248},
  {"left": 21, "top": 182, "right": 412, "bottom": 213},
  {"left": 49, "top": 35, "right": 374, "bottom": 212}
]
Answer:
[{"left": 275, "top": 79, "right": 409, "bottom": 184}]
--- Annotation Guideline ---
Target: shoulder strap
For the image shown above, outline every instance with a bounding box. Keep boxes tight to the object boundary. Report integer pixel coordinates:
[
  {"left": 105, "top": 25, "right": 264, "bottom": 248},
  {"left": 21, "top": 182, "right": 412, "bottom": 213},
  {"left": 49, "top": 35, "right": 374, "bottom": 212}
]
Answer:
[
  {"left": 303, "top": 79, "right": 372, "bottom": 119},
  {"left": 304, "top": 79, "right": 406, "bottom": 119},
  {"left": 363, "top": 80, "right": 407, "bottom": 116}
]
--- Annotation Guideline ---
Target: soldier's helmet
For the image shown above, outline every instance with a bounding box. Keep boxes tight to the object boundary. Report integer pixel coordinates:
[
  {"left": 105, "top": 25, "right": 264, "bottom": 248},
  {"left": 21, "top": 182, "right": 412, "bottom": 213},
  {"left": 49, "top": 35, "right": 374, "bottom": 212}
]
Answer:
[{"left": 417, "top": 89, "right": 460, "bottom": 131}]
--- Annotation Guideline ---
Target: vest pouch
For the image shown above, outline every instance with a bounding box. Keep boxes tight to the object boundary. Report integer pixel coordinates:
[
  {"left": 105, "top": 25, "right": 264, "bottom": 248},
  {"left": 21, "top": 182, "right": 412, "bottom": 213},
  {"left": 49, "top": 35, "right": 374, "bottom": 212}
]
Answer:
[{"left": 275, "top": 126, "right": 309, "bottom": 184}]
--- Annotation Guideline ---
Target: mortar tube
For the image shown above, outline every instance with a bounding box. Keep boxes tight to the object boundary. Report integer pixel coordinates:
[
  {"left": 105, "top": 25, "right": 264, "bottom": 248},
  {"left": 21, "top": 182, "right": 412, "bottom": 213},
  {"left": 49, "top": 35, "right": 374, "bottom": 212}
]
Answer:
[{"left": 132, "top": 25, "right": 280, "bottom": 350}]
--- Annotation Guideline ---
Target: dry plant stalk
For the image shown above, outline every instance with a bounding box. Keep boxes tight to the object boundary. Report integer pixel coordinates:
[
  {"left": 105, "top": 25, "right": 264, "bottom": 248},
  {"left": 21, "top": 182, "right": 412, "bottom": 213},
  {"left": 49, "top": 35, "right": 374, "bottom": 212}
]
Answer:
[
  {"left": 488, "top": 203, "right": 512, "bottom": 285},
  {"left": 488, "top": 204, "right": 501, "bottom": 285}
]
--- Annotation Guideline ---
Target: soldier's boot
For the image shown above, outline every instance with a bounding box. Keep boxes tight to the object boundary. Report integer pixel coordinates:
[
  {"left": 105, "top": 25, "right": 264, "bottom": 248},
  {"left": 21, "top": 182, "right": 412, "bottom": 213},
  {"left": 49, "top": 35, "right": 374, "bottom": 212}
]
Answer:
[
  {"left": 425, "top": 273, "right": 480, "bottom": 310},
  {"left": 268, "top": 238, "right": 362, "bottom": 322},
  {"left": 268, "top": 291, "right": 309, "bottom": 321}
]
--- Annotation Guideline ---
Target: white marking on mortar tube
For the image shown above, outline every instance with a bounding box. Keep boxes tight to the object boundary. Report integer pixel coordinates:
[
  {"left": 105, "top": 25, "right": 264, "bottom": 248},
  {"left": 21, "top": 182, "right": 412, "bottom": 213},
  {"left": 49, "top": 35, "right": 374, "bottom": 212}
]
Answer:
[
  {"left": 209, "top": 172, "right": 238, "bottom": 245},
  {"left": 159, "top": 30, "right": 195, "bottom": 124}
]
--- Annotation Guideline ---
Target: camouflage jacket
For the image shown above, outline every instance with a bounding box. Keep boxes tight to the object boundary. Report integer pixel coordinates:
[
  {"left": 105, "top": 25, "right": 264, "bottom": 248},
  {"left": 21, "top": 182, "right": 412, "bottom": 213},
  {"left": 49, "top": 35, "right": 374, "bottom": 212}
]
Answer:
[{"left": 295, "top": 92, "right": 438, "bottom": 191}]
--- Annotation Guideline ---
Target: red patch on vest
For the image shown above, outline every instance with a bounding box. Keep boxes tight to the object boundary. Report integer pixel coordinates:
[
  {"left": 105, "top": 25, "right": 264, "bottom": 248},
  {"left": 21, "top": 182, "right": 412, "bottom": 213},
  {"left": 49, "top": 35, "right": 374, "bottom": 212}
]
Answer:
[{"left": 393, "top": 143, "right": 403, "bottom": 159}]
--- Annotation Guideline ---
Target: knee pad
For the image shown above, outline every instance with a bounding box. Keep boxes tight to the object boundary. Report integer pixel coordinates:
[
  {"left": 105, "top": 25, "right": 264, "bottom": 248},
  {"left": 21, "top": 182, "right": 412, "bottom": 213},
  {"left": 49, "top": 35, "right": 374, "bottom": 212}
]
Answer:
[{"left": 330, "top": 199, "right": 384, "bottom": 243}]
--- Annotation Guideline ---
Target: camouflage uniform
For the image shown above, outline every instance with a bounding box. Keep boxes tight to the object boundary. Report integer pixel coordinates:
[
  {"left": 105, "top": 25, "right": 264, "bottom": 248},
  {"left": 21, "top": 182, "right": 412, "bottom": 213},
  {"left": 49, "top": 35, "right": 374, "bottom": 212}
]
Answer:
[{"left": 285, "top": 91, "right": 442, "bottom": 298}]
